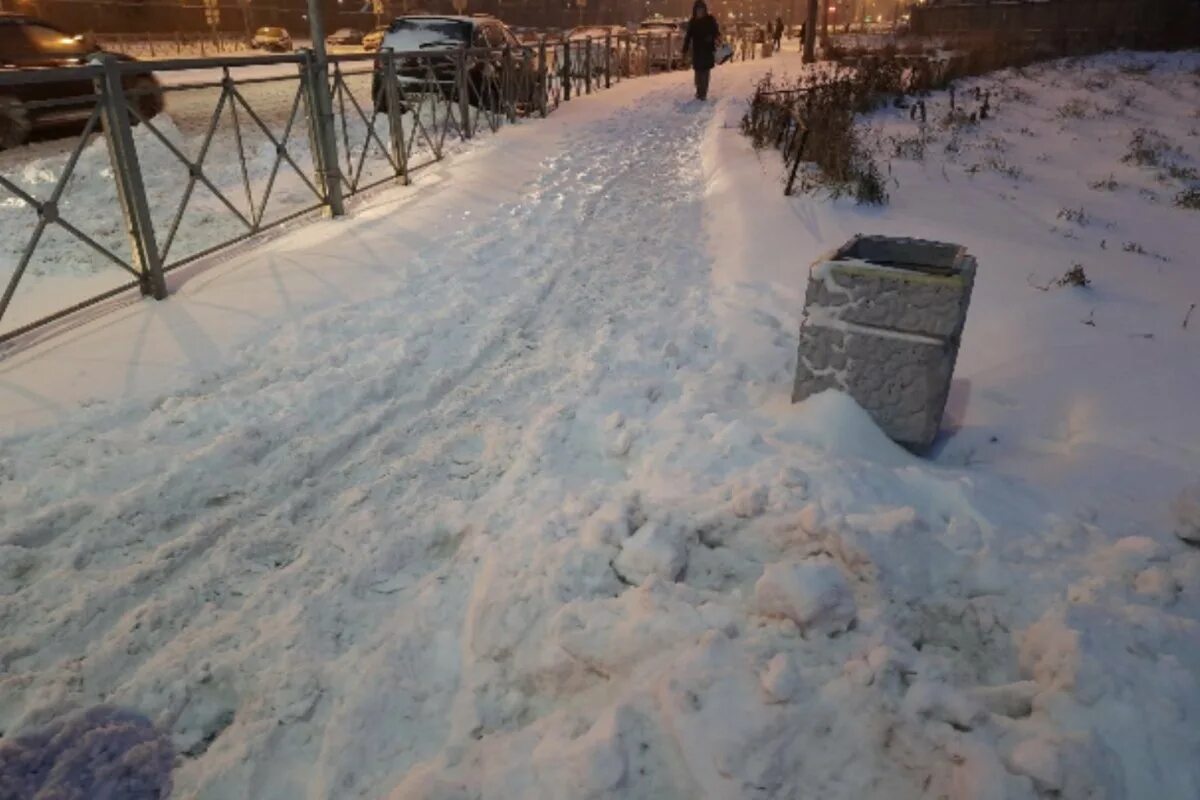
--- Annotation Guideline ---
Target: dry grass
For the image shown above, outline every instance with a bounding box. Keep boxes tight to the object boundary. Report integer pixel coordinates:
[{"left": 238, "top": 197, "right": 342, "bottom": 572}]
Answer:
[
  {"left": 1056, "top": 98, "right": 1090, "bottom": 119},
  {"left": 1176, "top": 187, "right": 1200, "bottom": 210}
]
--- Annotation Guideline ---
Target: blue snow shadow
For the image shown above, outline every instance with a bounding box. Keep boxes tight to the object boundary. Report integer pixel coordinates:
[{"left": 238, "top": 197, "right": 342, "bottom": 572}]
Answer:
[{"left": 0, "top": 705, "right": 174, "bottom": 800}]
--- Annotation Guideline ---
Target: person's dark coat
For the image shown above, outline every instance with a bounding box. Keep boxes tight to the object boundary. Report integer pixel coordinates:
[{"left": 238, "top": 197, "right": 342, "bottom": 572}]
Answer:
[{"left": 683, "top": 11, "right": 721, "bottom": 71}]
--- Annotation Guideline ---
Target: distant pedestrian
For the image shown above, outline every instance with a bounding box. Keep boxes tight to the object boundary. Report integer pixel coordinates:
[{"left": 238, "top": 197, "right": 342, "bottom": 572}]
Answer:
[
  {"left": 773, "top": 16, "right": 784, "bottom": 51},
  {"left": 682, "top": 0, "right": 721, "bottom": 101}
]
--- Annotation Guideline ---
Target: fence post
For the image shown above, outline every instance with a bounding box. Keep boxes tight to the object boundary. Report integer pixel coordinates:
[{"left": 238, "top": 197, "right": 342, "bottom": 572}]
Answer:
[
  {"left": 563, "top": 37, "right": 571, "bottom": 101},
  {"left": 502, "top": 44, "right": 516, "bottom": 122},
  {"left": 584, "top": 37, "right": 592, "bottom": 94},
  {"left": 604, "top": 33, "right": 611, "bottom": 88},
  {"left": 457, "top": 46, "right": 472, "bottom": 138},
  {"left": 300, "top": 48, "right": 345, "bottom": 216},
  {"left": 538, "top": 36, "right": 548, "bottom": 117},
  {"left": 667, "top": 31, "right": 674, "bottom": 69},
  {"left": 94, "top": 54, "right": 166, "bottom": 300},
  {"left": 381, "top": 48, "right": 409, "bottom": 184}
]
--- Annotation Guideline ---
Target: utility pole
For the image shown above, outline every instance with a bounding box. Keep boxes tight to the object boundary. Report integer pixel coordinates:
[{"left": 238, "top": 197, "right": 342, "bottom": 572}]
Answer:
[{"left": 802, "top": 0, "right": 817, "bottom": 61}]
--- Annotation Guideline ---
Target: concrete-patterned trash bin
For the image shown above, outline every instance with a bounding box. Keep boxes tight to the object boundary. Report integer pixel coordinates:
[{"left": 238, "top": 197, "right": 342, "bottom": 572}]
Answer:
[{"left": 791, "top": 235, "right": 976, "bottom": 450}]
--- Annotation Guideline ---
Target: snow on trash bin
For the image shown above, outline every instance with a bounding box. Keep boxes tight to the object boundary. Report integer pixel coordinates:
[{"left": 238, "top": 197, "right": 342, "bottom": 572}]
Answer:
[{"left": 791, "top": 235, "right": 977, "bottom": 450}]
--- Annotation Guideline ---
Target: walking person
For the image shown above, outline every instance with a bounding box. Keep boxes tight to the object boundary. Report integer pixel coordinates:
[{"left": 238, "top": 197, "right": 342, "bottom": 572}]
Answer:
[
  {"left": 682, "top": 0, "right": 720, "bottom": 101},
  {"left": 773, "top": 16, "right": 784, "bottom": 52}
]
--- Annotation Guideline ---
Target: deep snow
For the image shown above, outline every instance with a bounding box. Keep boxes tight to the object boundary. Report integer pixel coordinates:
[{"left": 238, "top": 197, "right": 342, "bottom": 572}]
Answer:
[{"left": 1, "top": 51, "right": 1198, "bottom": 800}]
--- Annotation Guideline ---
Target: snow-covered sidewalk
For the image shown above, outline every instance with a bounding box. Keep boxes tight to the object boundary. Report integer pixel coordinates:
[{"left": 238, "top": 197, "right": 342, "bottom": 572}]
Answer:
[{"left": 1, "top": 52, "right": 1198, "bottom": 800}]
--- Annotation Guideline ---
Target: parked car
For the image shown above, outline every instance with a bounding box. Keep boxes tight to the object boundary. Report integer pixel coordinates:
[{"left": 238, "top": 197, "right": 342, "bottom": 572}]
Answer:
[
  {"left": 362, "top": 26, "right": 388, "bottom": 51},
  {"left": 372, "top": 15, "right": 540, "bottom": 111},
  {"left": 568, "top": 25, "right": 647, "bottom": 77},
  {"left": 638, "top": 17, "right": 688, "bottom": 69},
  {"left": 0, "top": 14, "right": 163, "bottom": 149},
  {"left": 250, "top": 26, "right": 293, "bottom": 52},
  {"left": 326, "top": 28, "right": 365, "bottom": 47}
]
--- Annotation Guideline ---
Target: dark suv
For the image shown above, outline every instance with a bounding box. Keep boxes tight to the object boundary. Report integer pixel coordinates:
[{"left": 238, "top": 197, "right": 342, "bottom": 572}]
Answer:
[
  {"left": 0, "top": 14, "right": 163, "bottom": 148},
  {"left": 371, "top": 15, "right": 539, "bottom": 111}
]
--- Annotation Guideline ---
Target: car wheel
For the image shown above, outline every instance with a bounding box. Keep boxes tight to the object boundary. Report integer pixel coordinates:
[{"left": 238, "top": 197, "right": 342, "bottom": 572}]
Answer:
[
  {"left": 0, "top": 96, "right": 31, "bottom": 150},
  {"left": 129, "top": 77, "right": 164, "bottom": 123},
  {"left": 371, "top": 74, "right": 393, "bottom": 114}
]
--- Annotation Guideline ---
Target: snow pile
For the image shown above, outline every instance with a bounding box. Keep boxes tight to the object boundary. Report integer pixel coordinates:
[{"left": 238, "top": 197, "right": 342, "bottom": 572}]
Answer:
[
  {"left": 0, "top": 52, "right": 1198, "bottom": 800},
  {"left": 754, "top": 558, "right": 856, "bottom": 634}
]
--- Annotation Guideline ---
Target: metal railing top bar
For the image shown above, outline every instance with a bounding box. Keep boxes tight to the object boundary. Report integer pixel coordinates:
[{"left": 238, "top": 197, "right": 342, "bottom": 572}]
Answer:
[
  {"left": 157, "top": 73, "right": 305, "bottom": 93},
  {"left": 112, "top": 53, "right": 305, "bottom": 73}
]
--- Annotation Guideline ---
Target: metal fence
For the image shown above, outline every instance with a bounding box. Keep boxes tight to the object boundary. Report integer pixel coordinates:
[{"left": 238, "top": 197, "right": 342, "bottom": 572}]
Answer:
[
  {"left": 0, "top": 36, "right": 764, "bottom": 345},
  {"left": 741, "top": 55, "right": 953, "bottom": 196}
]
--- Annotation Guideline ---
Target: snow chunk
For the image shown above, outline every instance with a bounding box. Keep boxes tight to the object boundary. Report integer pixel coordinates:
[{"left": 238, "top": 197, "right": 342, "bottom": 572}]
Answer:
[
  {"left": 606, "top": 428, "right": 634, "bottom": 458},
  {"left": 902, "top": 681, "right": 985, "bottom": 731},
  {"left": 759, "top": 653, "right": 801, "bottom": 703},
  {"left": 1006, "top": 737, "right": 1062, "bottom": 793},
  {"left": 754, "top": 559, "right": 856, "bottom": 635},
  {"left": 1172, "top": 483, "right": 1200, "bottom": 545},
  {"left": 580, "top": 500, "right": 632, "bottom": 548},
  {"left": 613, "top": 522, "right": 689, "bottom": 585},
  {"left": 730, "top": 485, "right": 768, "bottom": 519},
  {"left": 968, "top": 681, "right": 1039, "bottom": 719}
]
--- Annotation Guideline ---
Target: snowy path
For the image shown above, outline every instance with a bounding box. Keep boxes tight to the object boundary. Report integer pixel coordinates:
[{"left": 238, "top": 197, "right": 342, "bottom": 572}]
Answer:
[
  {"left": 3, "top": 81, "right": 735, "bottom": 798},
  {"left": 2, "top": 54, "right": 1199, "bottom": 800}
]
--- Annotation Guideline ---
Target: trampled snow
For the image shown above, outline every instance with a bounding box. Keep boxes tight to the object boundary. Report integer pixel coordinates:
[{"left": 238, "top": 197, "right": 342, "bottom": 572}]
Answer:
[{"left": 1, "top": 51, "right": 1198, "bottom": 800}]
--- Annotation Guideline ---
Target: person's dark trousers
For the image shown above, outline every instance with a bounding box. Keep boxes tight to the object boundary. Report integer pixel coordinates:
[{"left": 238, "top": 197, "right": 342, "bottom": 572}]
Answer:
[{"left": 694, "top": 68, "right": 711, "bottom": 100}]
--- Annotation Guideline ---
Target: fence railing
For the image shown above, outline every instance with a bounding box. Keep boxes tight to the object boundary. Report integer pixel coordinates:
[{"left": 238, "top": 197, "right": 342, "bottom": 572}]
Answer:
[
  {"left": 741, "top": 55, "right": 951, "bottom": 195},
  {"left": 0, "top": 34, "right": 749, "bottom": 345}
]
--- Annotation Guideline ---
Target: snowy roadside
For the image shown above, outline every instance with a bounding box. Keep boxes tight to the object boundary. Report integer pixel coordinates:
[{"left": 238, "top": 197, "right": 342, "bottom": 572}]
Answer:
[
  {"left": 717, "top": 51, "right": 1200, "bottom": 532},
  {"left": 1, "top": 52, "right": 1198, "bottom": 800}
]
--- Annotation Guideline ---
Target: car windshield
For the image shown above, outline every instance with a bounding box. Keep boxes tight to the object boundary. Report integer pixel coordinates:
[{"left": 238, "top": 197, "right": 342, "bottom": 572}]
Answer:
[
  {"left": 383, "top": 18, "right": 471, "bottom": 50},
  {"left": 256, "top": 28, "right": 285, "bottom": 37}
]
